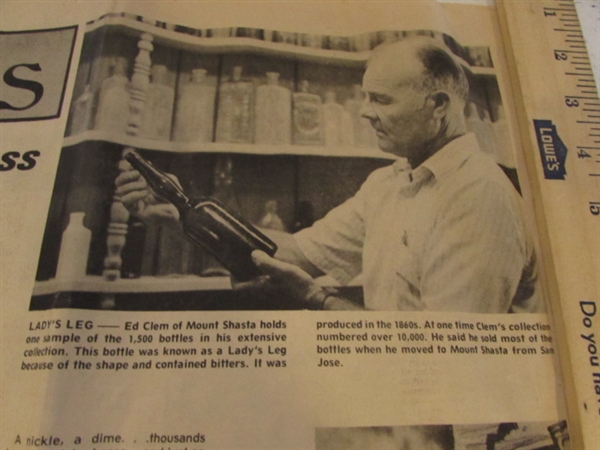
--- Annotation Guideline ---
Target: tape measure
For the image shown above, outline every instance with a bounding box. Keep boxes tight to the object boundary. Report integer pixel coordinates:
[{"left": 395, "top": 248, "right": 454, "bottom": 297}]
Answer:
[{"left": 497, "top": 1, "right": 599, "bottom": 449}]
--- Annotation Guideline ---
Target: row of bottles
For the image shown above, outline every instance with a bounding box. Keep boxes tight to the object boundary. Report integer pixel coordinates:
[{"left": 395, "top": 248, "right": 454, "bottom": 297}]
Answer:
[{"left": 69, "top": 62, "right": 378, "bottom": 149}]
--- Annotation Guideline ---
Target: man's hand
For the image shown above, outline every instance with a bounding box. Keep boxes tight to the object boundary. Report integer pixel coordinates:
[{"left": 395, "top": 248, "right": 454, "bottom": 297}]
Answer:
[
  {"left": 231, "top": 250, "right": 324, "bottom": 309},
  {"left": 115, "top": 168, "right": 180, "bottom": 228},
  {"left": 233, "top": 251, "right": 364, "bottom": 310}
]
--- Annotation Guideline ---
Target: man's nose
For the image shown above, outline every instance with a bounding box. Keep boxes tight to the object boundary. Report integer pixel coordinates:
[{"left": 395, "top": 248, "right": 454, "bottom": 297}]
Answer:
[{"left": 360, "top": 99, "right": 377, "bottom": 122}]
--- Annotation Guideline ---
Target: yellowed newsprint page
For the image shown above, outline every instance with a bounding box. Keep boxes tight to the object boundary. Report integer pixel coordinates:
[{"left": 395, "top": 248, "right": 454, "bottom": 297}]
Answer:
[{"left": 0, "top": 1, "right": 579, "bottom": 449}]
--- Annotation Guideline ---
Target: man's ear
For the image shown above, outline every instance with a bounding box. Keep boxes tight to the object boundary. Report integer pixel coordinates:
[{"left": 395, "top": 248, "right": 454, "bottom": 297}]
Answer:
[{"left": 429, "top": 91, "right": 451, "bottom": 118}]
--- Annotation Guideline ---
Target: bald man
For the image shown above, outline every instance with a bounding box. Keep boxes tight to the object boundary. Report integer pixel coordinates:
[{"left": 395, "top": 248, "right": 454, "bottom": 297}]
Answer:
[
  {"left": 249, "top": 37, "right": 541, "bottom": 313},
  {"left": 116, "top": 37, "right": 541, "bottom": 313}
]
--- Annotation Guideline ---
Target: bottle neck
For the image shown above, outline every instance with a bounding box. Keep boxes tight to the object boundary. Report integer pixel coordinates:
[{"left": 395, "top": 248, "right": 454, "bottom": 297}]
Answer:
[{"left": 125, "top": 152, "right": 191, "bottom": 211}]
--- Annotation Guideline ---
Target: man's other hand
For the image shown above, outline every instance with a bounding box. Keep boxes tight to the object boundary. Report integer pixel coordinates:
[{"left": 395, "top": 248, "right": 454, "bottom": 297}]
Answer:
[{"left": 115, "top": 168, "right": 180, "bottom": 228}]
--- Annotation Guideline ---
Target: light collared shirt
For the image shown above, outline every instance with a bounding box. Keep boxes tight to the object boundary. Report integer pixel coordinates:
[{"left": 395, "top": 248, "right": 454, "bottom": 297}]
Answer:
[{"left": 294, "top": 133, "right": 541, "bottom": 313}]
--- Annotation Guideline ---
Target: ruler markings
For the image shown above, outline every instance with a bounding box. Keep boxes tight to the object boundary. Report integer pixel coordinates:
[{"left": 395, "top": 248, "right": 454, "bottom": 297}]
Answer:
[{"left": 563, "top": 95, "right": 597, "bottom": 99}]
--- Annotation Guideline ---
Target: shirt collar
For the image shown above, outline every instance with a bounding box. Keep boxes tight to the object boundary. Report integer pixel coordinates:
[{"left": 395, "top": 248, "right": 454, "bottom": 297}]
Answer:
[
  {"left": 421, "top": 132, "right": 481, "bottom": 181},
  {"left": 392, "top": 133, "right": 480, "bottom": 184}
]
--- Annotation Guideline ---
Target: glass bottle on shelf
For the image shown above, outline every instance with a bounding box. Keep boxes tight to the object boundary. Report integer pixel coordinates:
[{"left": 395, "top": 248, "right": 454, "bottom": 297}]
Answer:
[
  {"left": 258, "top": 200, "right": 286, "bottom": 231},
  {"left": 327, "top": 36, "right": 350, "bottom": 51},
  {"left": 173, "top": 68, "right": 216, "bottom": 144},
  {"left": 292, "top": 80, "right": 323, "bottom": 146},
  {"left": 345, "top": 84, "right": 377, "bottom": 148},
  {"left": 352, "top": 33, "right": 374, "bottom": 52},
  {"left": 322, "top": 90, "right": 354, "bottom": 148},
  {"left": 140, "top": 64, "right": 175, "bottom": 141},
  {"left": 94, "top": 56, "right": 130, "bottom": 134},
  {"left": 255, "top": 72, "right": 292, "bottom": 145},
  {"left": 125, "top": 152, "right": 277, "bottom": 281},
  {"left": 56, "top": 212, "right": 91, "bottom": 281},
  {"left": 68, "top": 84, "right": 94, "bottom": 136},
  {"left": 466, "top": 102, "right": 496, "bottom": 160},
  {"left": 300, "top": 33, "right": 324, "bottom": 49},
  {"left": 216, "top": 66, "right": 255, "bottom": 144},
  {"left": 119, "top": 216, "right": 146, "bottom": 279},
  {"left": 491, "top": 105, "right": 516, "bottom": 168},
  {"left": 201, "top": 155, "right": 242, "bottom": 277}
]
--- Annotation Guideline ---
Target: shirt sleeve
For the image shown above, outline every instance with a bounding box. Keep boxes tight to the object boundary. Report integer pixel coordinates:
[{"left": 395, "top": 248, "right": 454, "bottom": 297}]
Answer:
[
  {"left": 293, "top": 183, "right": 367, "bottom": 285},
  {"left": 420, "top": 178, "right": 528, "bottom": 313}
]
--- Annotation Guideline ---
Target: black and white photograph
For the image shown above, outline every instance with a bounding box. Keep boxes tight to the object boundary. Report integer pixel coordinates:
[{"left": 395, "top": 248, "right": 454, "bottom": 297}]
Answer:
[
  {"left": 315, "top": 420, "right": 570, "bottom": 450},
  {"left": 31, "top": 14, "right": 542, "bottom": 313}
]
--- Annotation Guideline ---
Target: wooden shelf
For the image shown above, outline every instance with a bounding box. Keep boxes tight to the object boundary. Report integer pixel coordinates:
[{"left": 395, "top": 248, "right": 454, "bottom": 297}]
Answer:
[
  {"left": 63, "top": 130, "right": 393, "bottom": 159},
  {"left": 32, "top": 274, "right": 341, "bottom": 296}
]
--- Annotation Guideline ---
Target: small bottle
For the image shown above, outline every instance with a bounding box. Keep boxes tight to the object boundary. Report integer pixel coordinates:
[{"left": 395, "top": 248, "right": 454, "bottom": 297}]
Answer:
[
  {"left": 491, "top": 105, "right": 516, "bottom": 168},
  {"left": 322, "top": 90, "right": 354, "bottom": 147},
  {"left": 125, "top": 151, "right": 277, "bottom": 281},
  {"left": 94, "top": 56, "right": 130, "bottom": 134},
  {"left": 140, "top": 65, "right": 175, "bottom": 140},
  {"left": 255, "top": 72, "right": 292, "bottom": 145},
  {"left": 466, "top": 102, "right": 496, "bottom": 159},
  {"left": 56, "top": 212, "right": 92, "bottom": 281},
  {"left": 173, "top": 69, "right": 216, "bottom": 144},
  {"left": 258, "top": 200, "right": 286, "bottom": 231},
  {"left": 345, "top": 84, "right": 377, "bottom": 148},
  {"left": 201, "top": 155, "right": 241, "bottom": 277},
  {"left": 292, "top": 80, "right": 323, "bottom": 146},
  {"left": 216, "top": 66, "right": 255, "bottom": 144},
  {"left": 68, "top": 84, "right": 94, "bottom": 135},
  {"left": 351, "top": 33, "right": 373, "bottom": 52}
]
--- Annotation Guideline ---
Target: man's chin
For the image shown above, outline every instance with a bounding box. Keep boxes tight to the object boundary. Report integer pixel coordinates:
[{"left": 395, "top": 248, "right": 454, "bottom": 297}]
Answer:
[{"left": 376, "top": 140, "right": 403, "bottom": 158}]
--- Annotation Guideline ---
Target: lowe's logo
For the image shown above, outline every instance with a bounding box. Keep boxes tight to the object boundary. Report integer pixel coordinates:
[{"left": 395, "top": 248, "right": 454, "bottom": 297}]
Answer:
[{"left": 533, "top": 119, "right": 567, "bottom": 180}]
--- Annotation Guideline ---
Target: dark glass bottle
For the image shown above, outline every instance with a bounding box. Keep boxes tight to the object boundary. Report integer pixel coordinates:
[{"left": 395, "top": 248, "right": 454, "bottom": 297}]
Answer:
[{"left": 125, "top": 151, "right": 277, "bottom": 281}]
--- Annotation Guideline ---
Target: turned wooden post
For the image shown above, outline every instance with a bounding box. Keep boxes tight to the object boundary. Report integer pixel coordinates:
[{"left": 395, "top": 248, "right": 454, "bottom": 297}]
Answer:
[{"left": 101, "top": 33, "right": 153, "bottom": 306}]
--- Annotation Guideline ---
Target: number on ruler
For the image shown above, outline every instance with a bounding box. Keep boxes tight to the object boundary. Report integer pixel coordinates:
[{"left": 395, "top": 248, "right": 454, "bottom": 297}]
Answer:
[
  {"left": 565, "top": 97, "right": 580, "bottom": 107},
  {"left": 554, "top": 50, "right": 568, "bottom": 61},
  {"left": 577, "top": 149, "right": 591, "bottom": 159},
  {"left": 543, "top": 8, "right": 557, "bottom": 17},
  {"left": 590, "top": 202, "right": 600, "bottom": 216}
]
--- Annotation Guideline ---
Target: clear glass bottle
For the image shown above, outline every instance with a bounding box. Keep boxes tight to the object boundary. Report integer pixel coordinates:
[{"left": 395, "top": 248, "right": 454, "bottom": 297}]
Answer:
[
  {"left": 173, "top": 69, "right": 216, "bottom": 144},
  {"left": 345, "top": 84, "right": 377, "bottom": 148},
  {"left": 56, "top": 212, "right": 91, "bottom": 281},
  {"left": 466, "top": 102, "right": 496, "bottom": 159},
  {"left": 322, "top": 90, "right": 354, "bottom": 148},
  {"left": 94, "top": 57, "right": 130, "bottom": 134},
  {"left": 125, "top": 152, "right": 276, "bottom": 281},
  {"left": 68, "top": 84, "right": 94, "bottom": 136},
  {"left": 216, "top": 66, "right": 255, "bottom": 144},
  {"left": 292, "top": 80, "right": 323, "bottom": 146},
  {"left": 140, "top": 65, "right": 175, "bottom": 140},
  {"left": 491, "top": 105, "right": 516, "bottom": 168},
  {"left": 255, "top": 72, "right": 292, "bottom": 145},
  {"left": 258, "top": 199, "right": 286, "bottom": 231}
]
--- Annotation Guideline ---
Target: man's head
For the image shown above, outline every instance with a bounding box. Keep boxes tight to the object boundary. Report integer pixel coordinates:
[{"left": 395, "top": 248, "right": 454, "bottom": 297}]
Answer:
[{"left": 361, "top": 36, "right": 469, "bottom": 167}]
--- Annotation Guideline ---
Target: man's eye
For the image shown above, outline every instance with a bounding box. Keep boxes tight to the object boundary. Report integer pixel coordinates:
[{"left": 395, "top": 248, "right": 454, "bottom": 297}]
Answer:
[{"left": 371, "top": 95, "right": 389, "bottom": 105}]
